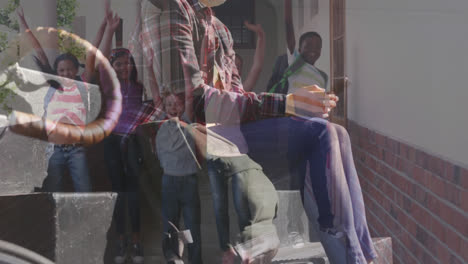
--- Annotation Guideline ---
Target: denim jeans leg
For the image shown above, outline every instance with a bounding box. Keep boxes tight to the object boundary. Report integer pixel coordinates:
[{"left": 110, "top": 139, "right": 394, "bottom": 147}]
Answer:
[
  {"left": 104, "top": 135, "right": 126, "bottom": 235},
  {"left": 206, "top": 161, "right": 230, "bottom": 251},
  {"left": 304, "top": 190, "right": 348, "bottom": 264},
  {"left": 230, "top": 172, "right": 252, "bottom": 233},
  {"left": 67, "top": 146, "right": 91, "bottom": 192},
  {"left": 287, "top": 119, "right": 307, "bottom": 235},
  {"left": 161, "top": 175, "right": 181, "bottom": 234},
  {"left": 181, "top": 175, "right": 202, "bottom": 264},
  {"left": 331, "top": 124, "right": 377, "bottom": 260},
  {"left": 303, "top": 118, "right": 334, "bottom": 229},
  {"left": 43, "top": 148, "right": 66, "bottom": 192},
  {"left": 126, "top": 135, "right": 142, "bottom": 233}
]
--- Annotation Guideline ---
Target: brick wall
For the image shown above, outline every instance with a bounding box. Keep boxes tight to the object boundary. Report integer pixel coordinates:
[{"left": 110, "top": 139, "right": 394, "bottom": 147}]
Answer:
[{"left": 348, "top": 121, "right": 467, "bottom": 264}]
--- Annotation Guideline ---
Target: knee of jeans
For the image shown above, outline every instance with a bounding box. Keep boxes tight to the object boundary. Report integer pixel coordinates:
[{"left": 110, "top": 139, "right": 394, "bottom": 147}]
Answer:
[{"left": 332, "top": 123, "right": 351, "bottom": 141}]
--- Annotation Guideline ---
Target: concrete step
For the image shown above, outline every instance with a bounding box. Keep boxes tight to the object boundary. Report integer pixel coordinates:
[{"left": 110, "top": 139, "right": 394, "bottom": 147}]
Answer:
[
  {"left": 272, "top": 237, "right": 392, "bottom": 264},
  {"left": 0, "top": 193, "right": 116, "bottom": 263}
]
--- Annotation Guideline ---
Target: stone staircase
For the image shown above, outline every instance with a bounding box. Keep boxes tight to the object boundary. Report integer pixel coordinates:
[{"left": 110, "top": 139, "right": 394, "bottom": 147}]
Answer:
[
  {"left": 0, "top": 127, "right": 392, "bottom": 263},
  {"left": 0, "top": 193, "right": 116, "bottom": 263}
]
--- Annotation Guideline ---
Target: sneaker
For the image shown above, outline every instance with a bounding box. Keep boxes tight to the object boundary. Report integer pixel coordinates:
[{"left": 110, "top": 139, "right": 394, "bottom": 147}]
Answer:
[
  {"left": 319, "top": 227, "right": 344, "bottom": 238},
  {"left": 114, "top": 239, "right": 128, "bottom": 264},
  {"left": 288, "top": 232, "right": 305, "bottom": 248},
  {"left": 131, "top": 242, "right": 144, "bottom": 264}
]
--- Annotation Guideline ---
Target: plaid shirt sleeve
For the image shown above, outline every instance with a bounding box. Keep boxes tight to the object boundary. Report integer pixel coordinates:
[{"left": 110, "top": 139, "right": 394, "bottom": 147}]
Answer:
[
  {"left": 120, "top": 101, "right": 164, "bottom": 137},
  {"left": 136, "top": 0, "right": 286, "bottom": 124}
]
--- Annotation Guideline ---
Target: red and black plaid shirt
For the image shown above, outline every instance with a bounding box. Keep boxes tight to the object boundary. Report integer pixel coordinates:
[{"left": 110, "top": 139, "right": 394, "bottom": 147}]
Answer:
[{"left": 125, "top": 0, "right": 286, "bottom": 136}]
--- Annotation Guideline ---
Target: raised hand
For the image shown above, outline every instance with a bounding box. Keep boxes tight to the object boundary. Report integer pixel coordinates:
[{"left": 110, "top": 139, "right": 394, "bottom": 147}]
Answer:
[
  {"left": 244, "top": 21, "right": 264, "bottom": 37},
  {"left": 107, "top": 12, "right": 121, "bottom": 32},
  {"left": 287, "top": 85, "right": 338, "bottom": 118}
]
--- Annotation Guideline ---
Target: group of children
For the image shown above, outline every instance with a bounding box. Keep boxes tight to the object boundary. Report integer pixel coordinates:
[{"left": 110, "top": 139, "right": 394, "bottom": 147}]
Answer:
[
  {"left": 18, "top": 2, "right": 146, "bottom": 263},
  {"left": 18, "top": 0, "right": 342, "bottom": 263}
]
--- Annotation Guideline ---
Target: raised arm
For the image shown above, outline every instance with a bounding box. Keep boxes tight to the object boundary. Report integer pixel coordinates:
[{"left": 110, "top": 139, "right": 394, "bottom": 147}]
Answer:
[
  {"left": 16, "top": 5, "right": 51, "bottom": 72},
  {"left": 242, "top": 21, "right": 265, "bottom": 92},
  {"left": 100, "top": 1, "right": 120, "bottom": 60},
  {"left": 285, "top": 0, "right": 295, "bottom": 54},
  {"left": 83, "top": 16, "right": 107, "bottom": 82}
]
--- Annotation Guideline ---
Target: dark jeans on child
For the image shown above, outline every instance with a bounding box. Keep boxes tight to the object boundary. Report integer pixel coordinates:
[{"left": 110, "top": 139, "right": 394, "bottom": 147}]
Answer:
[
  {"left": 104, "top": 133, "right": 141, "bottom": 235},
  {"left": 43, "top": 144, "right": 91, "bottom": 192},
  {"left": 162, "top": 173, "right": 202, "bottom": 264}
]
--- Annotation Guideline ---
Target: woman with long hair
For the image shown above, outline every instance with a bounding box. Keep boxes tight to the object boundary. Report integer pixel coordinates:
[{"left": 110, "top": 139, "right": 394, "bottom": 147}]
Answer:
[{"left": 100, "top": 3, "right": 144, "bottom": 263}]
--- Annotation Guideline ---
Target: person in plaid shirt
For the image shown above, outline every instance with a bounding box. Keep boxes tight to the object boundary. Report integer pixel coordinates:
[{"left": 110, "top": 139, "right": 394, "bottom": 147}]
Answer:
[{"left": 127, "top": 0, "right": 376, "bottom": 263}]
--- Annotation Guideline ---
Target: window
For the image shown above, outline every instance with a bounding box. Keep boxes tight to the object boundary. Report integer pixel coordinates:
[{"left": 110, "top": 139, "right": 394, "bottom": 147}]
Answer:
[{"left": 212, "top": 0, "right": 255, "bottom": 49}]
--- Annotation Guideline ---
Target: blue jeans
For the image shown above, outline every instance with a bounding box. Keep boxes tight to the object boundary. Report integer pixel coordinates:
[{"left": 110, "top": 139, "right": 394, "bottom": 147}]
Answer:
[
  {"left": 43, "top": 145, "right": 91, "bottom": 192},
  {"left": 241, "top": 117, "right": 334, "bottom": 229},
  {"left": 161, "top": 174, "right": 202, "bottom": 264},
  {"left": 287, "top": 117, "right": 334, "bottom": 228},
  {"left": 104, "top": 134, "right": 141, "bottom": 234}
]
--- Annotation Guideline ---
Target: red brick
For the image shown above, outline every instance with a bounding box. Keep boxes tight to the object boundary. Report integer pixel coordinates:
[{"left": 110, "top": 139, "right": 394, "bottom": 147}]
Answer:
[
  {"left": 425, "top": 191, "right": 438, "bottom": 209},
  {"left": 407, "top": 236, "right": 422, "bottom": 260},
  {"left": 443, "top": 161, "right": 455, "bottom": 182},
  {"left": 426, "top": 155, "right": 445, "bottom": 177},
  {"left": 448, "top": 254, "right": 465, "bottom": 264},
  {"left": 396, "top": 232, "right": 420, "bottom": 262},
  {"left": 434, "top": 241, "right": 451, "bottom": 264},
  {"left": 415, "top": 150, "right": 429, "bottom": 169},
  {"left": 376, "top": 133, "right": 386, "bottom": 147},
  {"left": 401, "top": 194, "right": 413, "bottom": 213},
  {"left": 382, "top": 180, "right": 396, "bottom": 201},
  {"left": 392, "top": 243, "right": 405, "bottom": 264},
  {"left": 412, "top": 166, "right": 427, "bottom": 186},
  {"left": 368, "top": 130, "right": 376, "bottom": 144},
  {"left": 398, "top": 142, "right": 408, "bottom": 157},
  {"left": 385, "top": 150, "right": 397, "bottom": 168},
  {"left": 383, "top": 136, "right": 398, "bottom": 154},
  {"left": 444, "top": 228, "right": 461, "bottom": 256},
  {"left": 444, "top": 184, "right": 461, "bottom": 208},
  {"left": 393, "top": 174, "right": 407, "bottom": 194},
  {"left": 424, "top": 170, "right": 437, "bottom": 190},
  {"left": 406, "top": 216, "right": 418, "bottom": 235},
  {"left": 439, "top": 204, "right": 455, "bottom": 228},
  {"left": 460, "top": 167, "right": 468, "bottom": 189},
  {"left": 403, "top": 144, "right": 416, "bottom": 161},
  {"left": 460, "top": 239, "right": 468, "bottom": 263},
  {"left": 428, "top": 174, "right": 445, "bottom": 198},
  {"left": 421, "top": 251, "right": 438, "bottom": 264},
  {"left": 451, "top": 209, "right": 468, "bottom": 237},
  {"left": 410, "top": 183, "right": 425, "bottom": 206},
  {"left": 411, "top": 204, "right": 429, "bottom": 231},
  {"left": 367, "top": 155, "right": 377, "bottom": 172},
  {"left": 461, "top": 189, "right": 468, "bottom": 213},
  {"left": 368, "top": 144, "right": 381, "bottom": 159},
  {"left": 430, "top": 217, "right": 446, "bottom": 242},
  {"left": 360, "top": 126, "right": 369, "bottom": 139},
  {"left": 396, "top": 157, "right": 412, "bottom": 176},
  {"left": 393, "top": 239, "right": 418, "bottom": 264}
]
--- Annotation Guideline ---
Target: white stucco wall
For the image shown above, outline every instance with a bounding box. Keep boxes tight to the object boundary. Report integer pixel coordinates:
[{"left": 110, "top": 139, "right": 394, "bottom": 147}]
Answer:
[
  {"left": 76, "top": 0, "right": 139, "bottom": 48},
  {"left": 346, "top": 0, "right": 468, "bottom": 167}
]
